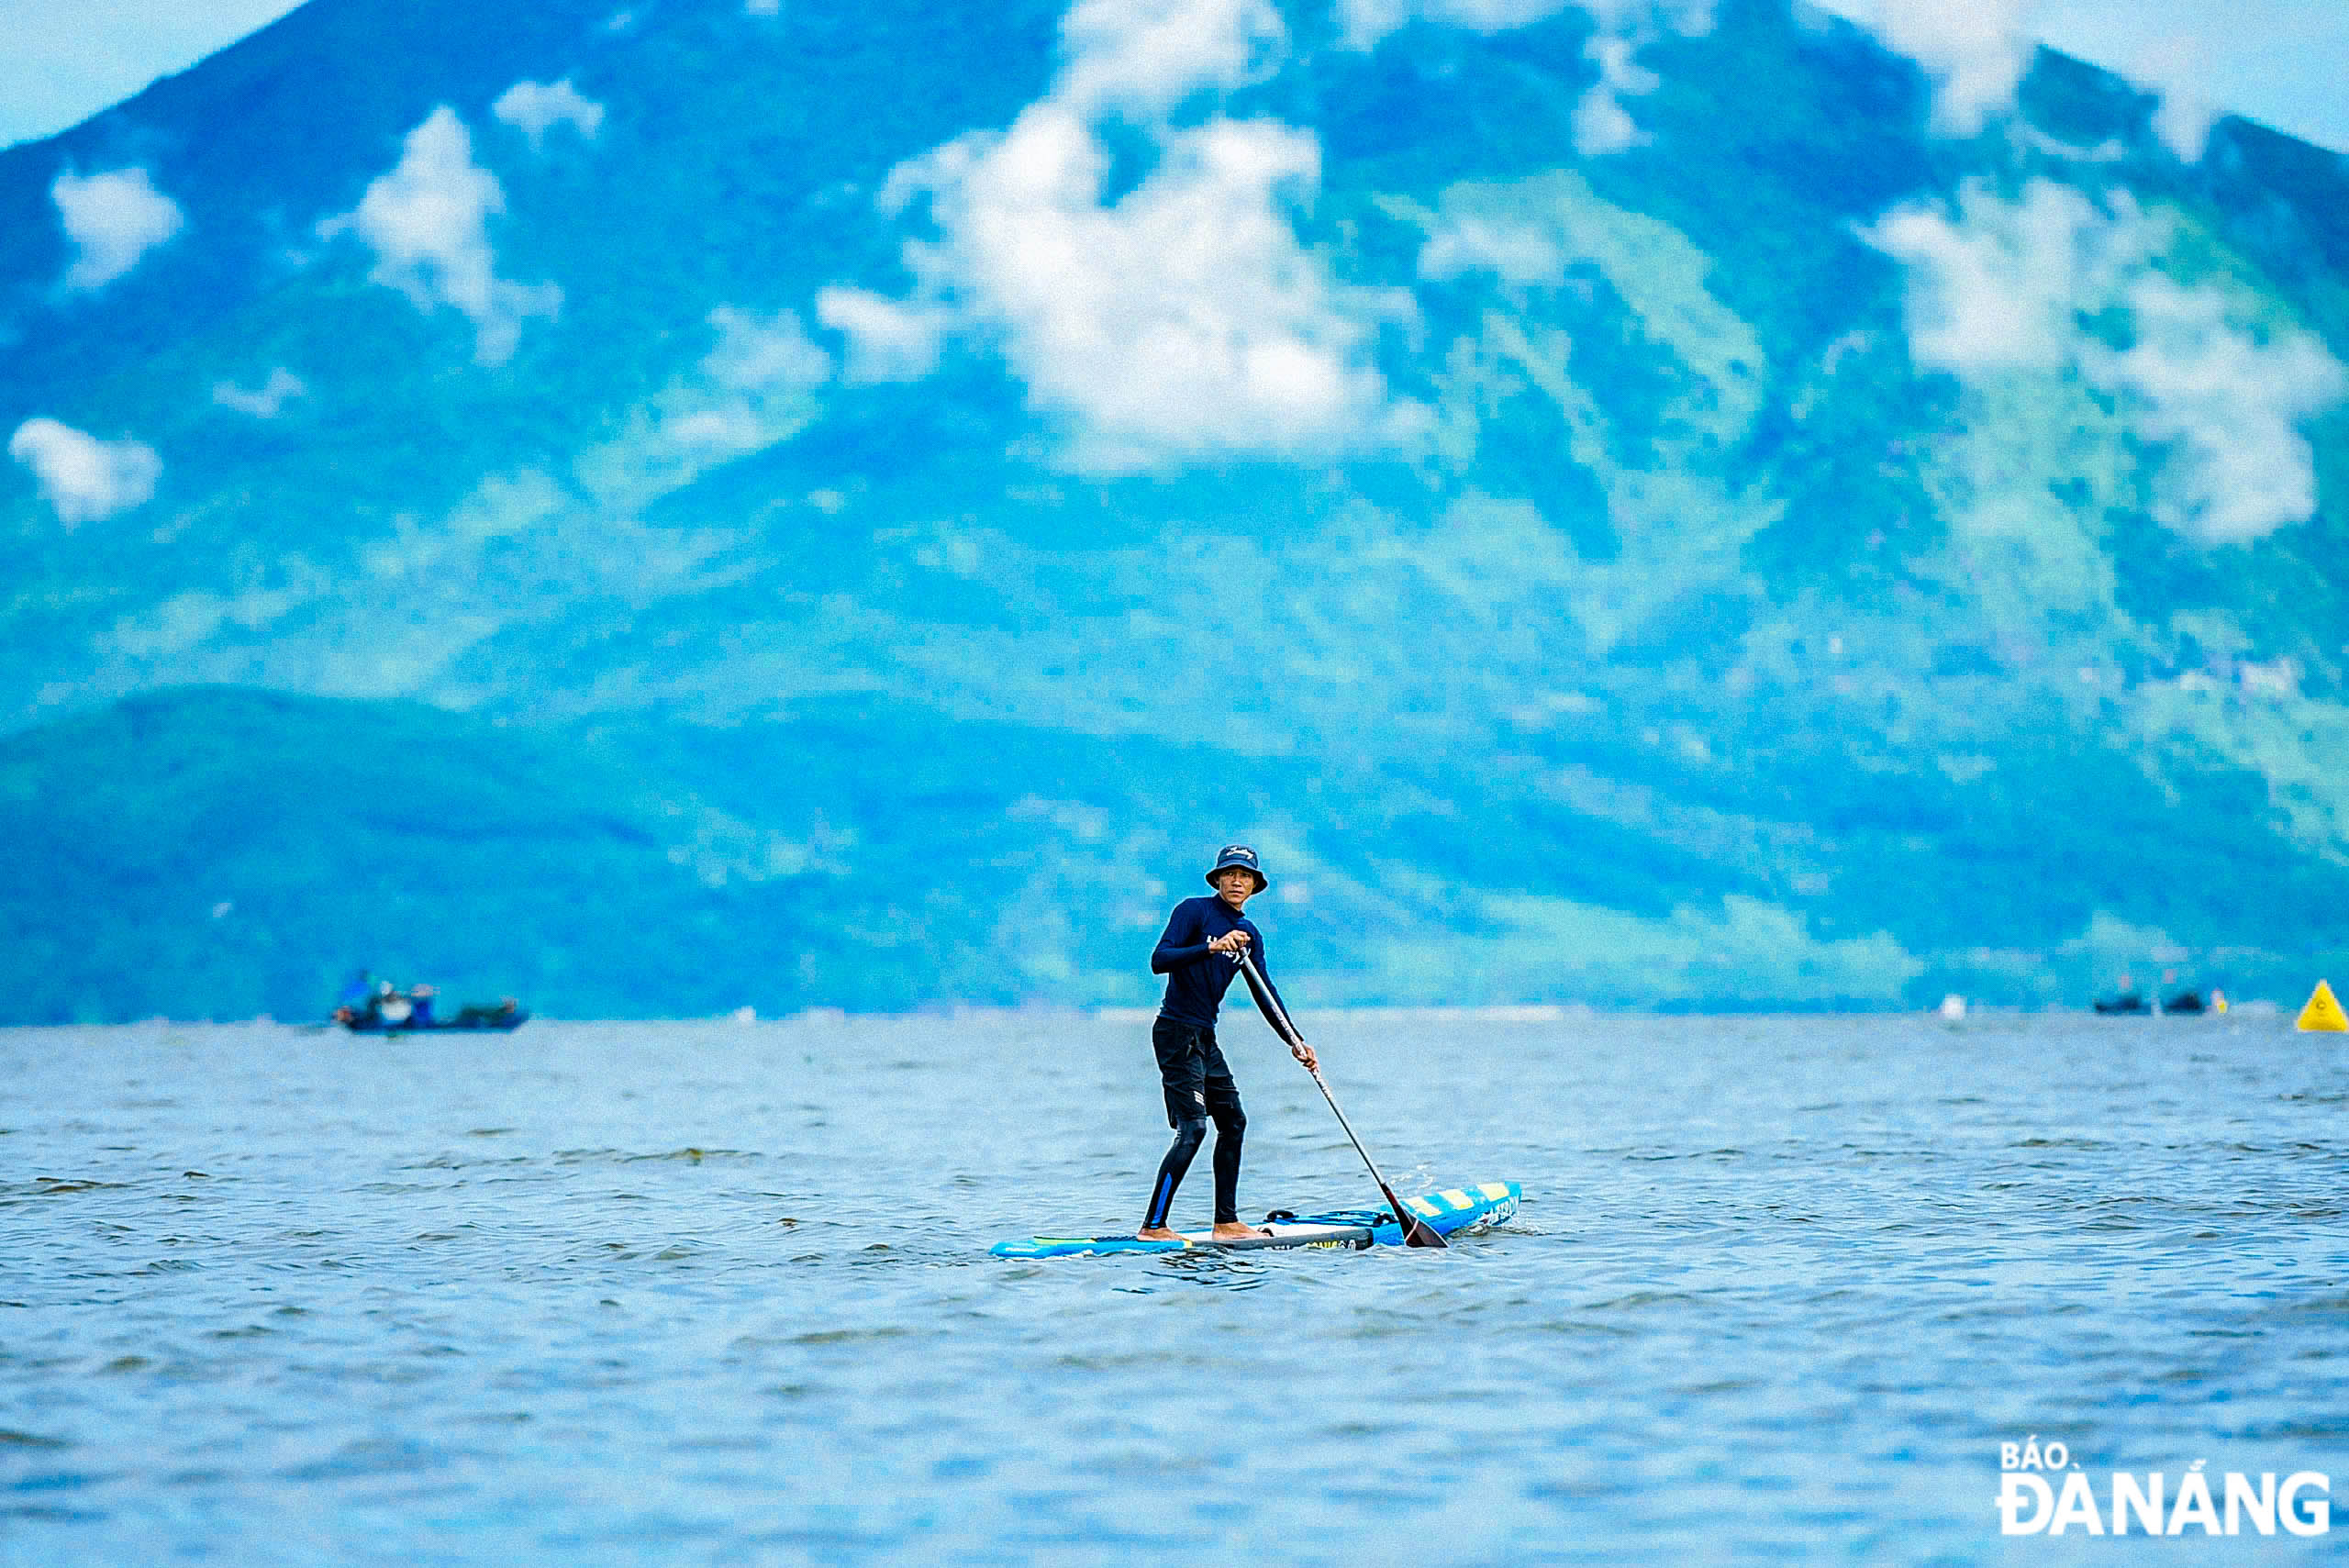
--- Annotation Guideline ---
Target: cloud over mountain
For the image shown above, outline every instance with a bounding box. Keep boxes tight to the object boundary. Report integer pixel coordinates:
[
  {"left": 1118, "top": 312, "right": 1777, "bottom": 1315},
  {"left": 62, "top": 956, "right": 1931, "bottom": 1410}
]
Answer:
[
  {"left": 317, "top": 106, "right": 561, "bottom": 364},
  {"left": 1811, "top": 0, "right": 2033, "bottom": 135},
  {"left": 827, "top": 0, "right": 1421, "bottom": 473},
  {"left": 2094, "top": 272, "right": 2346, "bottom": 545},
  {"left": 813, "top": 286, "right": 945, "bottom": 384},
  {"left": 8, "top": 418, "right": 161, "bottom": 526},
  {"left": 1338, "top": 3, "right": 1713, "bottom": 155},
  {"left": 1862, "top": 178, "right": 2135, "bottom": 373},
  {"left": 212, "top": 368, "right": 308, "bottom": 418},
  {"left": 1057, "top": 0, "right": 1284, "bottom": 116},
  {"left": 51, "top": 167, "right": 184, "bottom": 291},
  {"left": 1864, "top": 177, "right": 2347, "bottom": 543},
  {"left": 492, "top": 78, "right": 606, "bottom": 150}
]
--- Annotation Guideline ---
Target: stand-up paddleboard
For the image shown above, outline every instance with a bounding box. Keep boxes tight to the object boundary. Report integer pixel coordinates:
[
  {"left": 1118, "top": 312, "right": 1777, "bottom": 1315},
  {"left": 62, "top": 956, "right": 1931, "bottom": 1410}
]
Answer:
[{"left": 989, "top": 1181, "right": 1520, "bottom": 1259}]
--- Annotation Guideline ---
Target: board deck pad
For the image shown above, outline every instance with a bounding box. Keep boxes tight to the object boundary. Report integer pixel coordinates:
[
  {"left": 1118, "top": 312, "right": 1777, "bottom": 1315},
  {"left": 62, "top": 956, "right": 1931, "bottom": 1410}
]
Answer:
[{"left": 989, "top": 1181, "right": 1521, "bottom": 1259}]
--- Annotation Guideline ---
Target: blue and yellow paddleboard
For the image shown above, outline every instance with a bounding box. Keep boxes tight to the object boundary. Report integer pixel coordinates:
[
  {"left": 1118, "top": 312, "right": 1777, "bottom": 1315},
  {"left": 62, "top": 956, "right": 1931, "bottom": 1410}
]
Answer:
[{"left": 989, "top": 1181, "right": 1521, "bottom": 1259}]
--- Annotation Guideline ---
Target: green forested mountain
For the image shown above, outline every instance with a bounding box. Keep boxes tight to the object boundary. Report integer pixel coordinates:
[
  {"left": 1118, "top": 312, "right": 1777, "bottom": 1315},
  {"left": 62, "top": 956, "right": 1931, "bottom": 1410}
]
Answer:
[{"left": 4, "top": 0, "right": 2346, "bottom": 1021}]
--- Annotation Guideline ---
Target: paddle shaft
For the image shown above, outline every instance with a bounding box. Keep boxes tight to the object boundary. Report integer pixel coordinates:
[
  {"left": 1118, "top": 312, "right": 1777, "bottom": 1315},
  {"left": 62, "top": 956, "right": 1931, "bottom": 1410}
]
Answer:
[{"left": 1233, "top": 947, "right": 1447, "bottom": 1248}]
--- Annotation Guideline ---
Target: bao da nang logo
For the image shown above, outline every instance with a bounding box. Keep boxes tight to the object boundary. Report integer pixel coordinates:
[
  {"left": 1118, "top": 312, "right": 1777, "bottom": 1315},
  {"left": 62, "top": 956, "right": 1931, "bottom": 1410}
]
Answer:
[{"left": 1998, "top": 1438, "right": 2331, "bottom": 1537}]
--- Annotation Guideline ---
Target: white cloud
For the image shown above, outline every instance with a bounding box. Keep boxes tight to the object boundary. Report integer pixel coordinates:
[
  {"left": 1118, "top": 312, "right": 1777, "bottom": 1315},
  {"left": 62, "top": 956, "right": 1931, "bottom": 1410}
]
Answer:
[
  {"left": 668, "top": 306, "right": 831, "bottom": 453},
  {"left": 1859, "top": 179, "right": 2140, "bottom": 372},
  {"left": 1573, "top": 30, "right": 1660, "bottom": 154},
  {"left": 318, "top": 106, "right": 561, "bottom": 365},
  {"left": 703, "top": 306, "right": 832, "bottom": 392},
  {"left": 814, "top": 286, "right": 947, "bottom": 383},
  {"left": 569, "top": 306, "right": 833, "bottom": 506},
  {"left": 2090, "top": 273, "right": 2346, "bottom": 544},
  {"left": 9, "top": 417, "right": 161, "bottom": 526},
  {"left": 51, "top": 167, "right": 184, "bottom": 291},
  {"left": 2148, "top": 92, "right": 2218, "bottom": 163},
  {"left": 1863, "top": 177, "right": 2348, "bottom": 544},
  {"left": 1338, "top": 3, "right": 1711, "bottom": 154},
  {"left": 2118, "top": 31, "right": 2219, "bottom": 160},
  {"left": 1057, "top": 0, "right": 1286, "bottom": 117},
  {"left": 660, "top": 407, "right": 765, "bottom": 450},
  {"left": 492, "top": 79, "right": 606, "bottom": 150},
  {"left": 828, "top": 0, "right": 1420, "bottom": 473},
  {"left": 744, "top": 0, "right": 781, "bottom": 14},
  {"left": 212, "top": 367, "right": 307, "bottom": 417},
  {"left": 898, "top": 107, "right": 1415, "bottom": 471},
  {"left": 1809, "top": 0, "right": 2035, "bottom": 135}
]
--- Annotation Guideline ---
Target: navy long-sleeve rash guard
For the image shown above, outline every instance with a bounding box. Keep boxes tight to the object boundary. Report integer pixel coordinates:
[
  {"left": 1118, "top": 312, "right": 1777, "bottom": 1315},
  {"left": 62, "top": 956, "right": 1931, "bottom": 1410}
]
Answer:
[{"left": 1152, "top": 895, "right": 1292, "bottom": 1031}]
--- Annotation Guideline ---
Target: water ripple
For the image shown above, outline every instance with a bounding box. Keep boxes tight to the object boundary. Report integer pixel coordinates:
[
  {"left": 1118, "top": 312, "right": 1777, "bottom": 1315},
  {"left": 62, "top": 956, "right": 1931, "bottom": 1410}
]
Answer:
[{"left": 1, "top": 1012, "right": 2343, "bottom": 1561}]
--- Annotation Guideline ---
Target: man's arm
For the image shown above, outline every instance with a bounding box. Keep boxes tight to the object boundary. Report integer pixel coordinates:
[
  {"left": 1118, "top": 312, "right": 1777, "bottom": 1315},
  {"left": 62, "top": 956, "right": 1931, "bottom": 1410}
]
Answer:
[{"left": 1150, "top": 903, "right": 1212, "bottom": 974}]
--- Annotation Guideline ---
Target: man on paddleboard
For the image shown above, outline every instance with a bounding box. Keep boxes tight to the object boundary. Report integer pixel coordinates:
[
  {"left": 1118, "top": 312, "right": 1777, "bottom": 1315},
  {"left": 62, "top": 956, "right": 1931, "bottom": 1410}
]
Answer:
[{"left": 1138, "top": 845, "right": 1317, "bottom": 1241}]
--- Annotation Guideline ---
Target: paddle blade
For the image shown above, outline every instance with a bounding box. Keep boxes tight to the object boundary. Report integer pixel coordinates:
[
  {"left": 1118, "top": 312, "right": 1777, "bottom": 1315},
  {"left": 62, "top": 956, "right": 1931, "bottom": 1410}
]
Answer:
[{"left": 1384, "top": 1186, "right": 1450, "bottom": 1249}]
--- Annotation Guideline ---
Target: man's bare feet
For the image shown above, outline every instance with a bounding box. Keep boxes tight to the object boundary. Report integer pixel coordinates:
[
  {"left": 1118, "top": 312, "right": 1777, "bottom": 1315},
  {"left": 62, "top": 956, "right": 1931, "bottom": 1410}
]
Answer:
[
  {"left": 1136, "top": 1226, "right": 1183, "bottom": 1241},
  {"left": 1208, "top": 1221, "right": 1272, "bottom": 1240}
]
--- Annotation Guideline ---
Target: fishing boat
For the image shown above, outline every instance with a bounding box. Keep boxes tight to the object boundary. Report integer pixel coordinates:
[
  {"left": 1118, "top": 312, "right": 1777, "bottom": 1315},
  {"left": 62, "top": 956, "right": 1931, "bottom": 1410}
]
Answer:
[
  {"left": 2090, "top": 990, "right": 2216, "bottom": 1017},
  {"left": 989, "top": 1181, "right": 1520, "bottom": 1259},
  {"left": 335, "top": 1000, "right": 529, "bottom": 1033}
]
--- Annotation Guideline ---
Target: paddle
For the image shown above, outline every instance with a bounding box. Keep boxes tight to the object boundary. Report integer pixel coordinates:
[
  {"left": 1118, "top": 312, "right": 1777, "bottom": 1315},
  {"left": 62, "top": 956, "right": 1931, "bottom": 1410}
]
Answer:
[{"left": 1232, "top": 947, "right": 1448, "bottom": 1249}]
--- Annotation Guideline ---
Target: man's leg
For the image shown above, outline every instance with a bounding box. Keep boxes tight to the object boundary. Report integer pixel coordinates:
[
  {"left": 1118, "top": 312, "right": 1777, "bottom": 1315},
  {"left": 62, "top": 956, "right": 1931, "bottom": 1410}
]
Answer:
[
  {"left": 1142, "top": 1118, "right": 1208, "bottom": 1233},
  {"left": 1202, "top": 1042, "right": 1264, "bottom": 1236},
  {"left": 1140, "top": 1018, "right": 1209, "bottom": 1237}
]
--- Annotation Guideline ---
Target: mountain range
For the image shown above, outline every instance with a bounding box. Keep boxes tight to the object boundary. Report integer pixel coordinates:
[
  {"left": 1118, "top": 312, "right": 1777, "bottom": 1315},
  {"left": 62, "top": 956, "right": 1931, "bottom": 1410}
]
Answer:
[{"left": 5, "top": 0, "right": 2346, "bottom": 1023}]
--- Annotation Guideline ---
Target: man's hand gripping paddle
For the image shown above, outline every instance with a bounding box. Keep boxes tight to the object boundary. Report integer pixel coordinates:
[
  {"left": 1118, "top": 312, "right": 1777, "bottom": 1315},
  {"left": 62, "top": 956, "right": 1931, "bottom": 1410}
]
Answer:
[{"left": 1232, "top": 948, "right": 1448, "bottom": 1249}]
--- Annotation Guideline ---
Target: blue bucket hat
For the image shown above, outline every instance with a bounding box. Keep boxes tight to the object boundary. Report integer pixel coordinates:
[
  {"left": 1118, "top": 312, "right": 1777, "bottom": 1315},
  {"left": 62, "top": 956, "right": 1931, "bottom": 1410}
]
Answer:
[{"left": 1205, "top": 843, "right": 1266, "bottom": 891}]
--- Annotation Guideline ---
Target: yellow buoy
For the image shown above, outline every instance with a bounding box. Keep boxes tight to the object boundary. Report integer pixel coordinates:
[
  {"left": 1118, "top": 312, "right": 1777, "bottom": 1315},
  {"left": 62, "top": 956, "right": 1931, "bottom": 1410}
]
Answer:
[{"left": 2298, "top": 980, "right": 2348, "bottom": 1032}]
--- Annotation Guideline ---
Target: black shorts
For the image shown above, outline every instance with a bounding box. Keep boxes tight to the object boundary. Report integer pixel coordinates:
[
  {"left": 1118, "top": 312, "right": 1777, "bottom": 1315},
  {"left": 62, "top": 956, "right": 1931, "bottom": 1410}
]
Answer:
[{"left": 1152, "top": 1015, "right": 1243, "bottom": 1128}]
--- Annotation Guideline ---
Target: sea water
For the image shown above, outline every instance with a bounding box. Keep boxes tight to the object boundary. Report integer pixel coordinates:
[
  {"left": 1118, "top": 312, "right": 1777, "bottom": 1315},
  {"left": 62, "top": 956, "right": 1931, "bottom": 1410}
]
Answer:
[{"left": 3, "top": 1010, "right": 2343, "bottom": 1564}]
